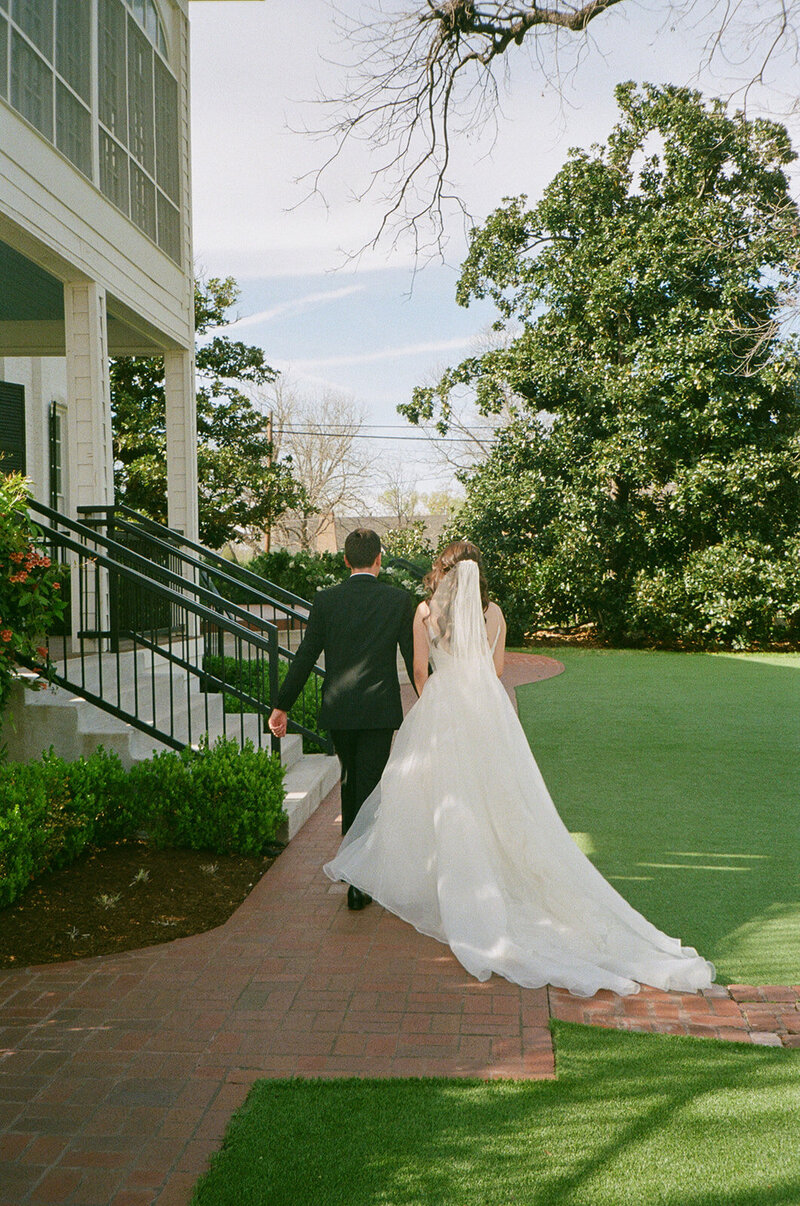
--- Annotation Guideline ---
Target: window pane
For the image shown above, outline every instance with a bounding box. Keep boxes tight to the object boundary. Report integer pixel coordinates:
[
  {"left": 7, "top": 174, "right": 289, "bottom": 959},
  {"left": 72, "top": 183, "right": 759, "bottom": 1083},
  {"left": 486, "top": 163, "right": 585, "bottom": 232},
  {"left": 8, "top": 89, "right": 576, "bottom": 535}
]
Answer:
[
  {"left": 145, "top": 0, "right": 157, "bottom": 43},
  {"left": 12, "top": 0, "right": 53, "bottom": 60},
  {"left": 98, "top": 0, "right": 127, "bottom": 143},
  {"left": 56, "top": 81, "right": 90, "bottom": 177},
  {"left": 49, "top": 404, "right": 64, "bottom": 511},
  {"left": 0, "top": 19, "right": 7, "bottom": 98},
  {"left": 11, "top": 31, "right": 53, "bottom": 141},
  {"left": 130, "top": 160, "right": 156, "bottom": 240},
  {"left": 56, "top": 0, "right": 89, "bottom": 100},
  {"left": 154, "top": 55, "right": 178, "bottom": 202},
  {"left": 157, "top": 190, "right": 180, "bottom": 264},
  {"left": 99, "top": 130, "right": 129, "bottom": 213},
  {"left": 127, "top": 16, "right": 154, "bottom": 173}
]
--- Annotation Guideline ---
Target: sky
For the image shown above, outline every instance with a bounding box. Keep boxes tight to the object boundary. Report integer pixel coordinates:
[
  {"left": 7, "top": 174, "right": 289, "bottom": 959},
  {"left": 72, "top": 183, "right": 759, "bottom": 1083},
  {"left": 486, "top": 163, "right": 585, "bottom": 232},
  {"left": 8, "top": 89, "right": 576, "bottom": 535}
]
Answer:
[{"left": 188, "top": 0, "right": 800, "bottom": 501}]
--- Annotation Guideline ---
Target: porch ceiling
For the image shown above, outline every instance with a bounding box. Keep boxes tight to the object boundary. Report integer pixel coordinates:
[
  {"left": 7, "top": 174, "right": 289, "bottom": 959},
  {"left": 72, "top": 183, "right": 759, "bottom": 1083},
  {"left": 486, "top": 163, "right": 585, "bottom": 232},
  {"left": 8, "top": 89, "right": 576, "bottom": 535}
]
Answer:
[{"left": 0, "top": 238, "right": 186, "bottom": 357}]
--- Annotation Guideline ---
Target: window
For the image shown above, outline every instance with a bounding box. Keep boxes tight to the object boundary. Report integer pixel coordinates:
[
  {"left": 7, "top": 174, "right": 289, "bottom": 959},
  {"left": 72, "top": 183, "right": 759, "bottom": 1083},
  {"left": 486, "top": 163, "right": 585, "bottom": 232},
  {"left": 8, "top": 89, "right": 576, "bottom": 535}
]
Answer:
[
  {"left": 5, "top": 0, "right": 181, "bottom": 265},
  {"left": 56, "top": 81, "right": 91, "bottom": 177},
  {"left": 99, "top": 129, "right": 129, "bottom": 212},
  {"left": 0, "top": 382, "right": 26, "bottom": 476},
  {"left": 56, "top": 0, "right": 90, "bottom": 101},
  {"left": 98, "top": 0, "right": 127, "bottom": 143},
  {"left": 130, "top": 160, "right": 156, "bottom": 241},
  {"left": 157, "top": 191, "right": 180, "bottom": 263},
  {"left": 12, "top": 0, "right": 53, "bottom": 59},
  {"left": 0, "top": 18, "right": 7, "bottom": 98},
  {"left": 154, "top": 54, "right": 178, "bottom": 202},
  {"left": 49, "top": 402, "right": 66, "bottom": 512},
  {"left": 127, "top": 16, "right": 154, "bottom": 175},
  {"left": 11, "top": 30, "right": 53, "bottom": 141}
]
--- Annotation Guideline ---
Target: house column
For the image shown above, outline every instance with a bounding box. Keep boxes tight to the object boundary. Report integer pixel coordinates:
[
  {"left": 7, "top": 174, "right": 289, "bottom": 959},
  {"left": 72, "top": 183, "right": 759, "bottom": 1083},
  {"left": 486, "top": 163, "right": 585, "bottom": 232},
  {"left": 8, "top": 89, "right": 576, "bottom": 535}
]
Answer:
[
  {"left": 164, "top": 349, "right": 199, "bottom": 543},
  {"left": 63, "top": 281, "right": 113, "bottom": 646},
  {"left": 64, "top": 281, "right": 114, "bottom": 512}
]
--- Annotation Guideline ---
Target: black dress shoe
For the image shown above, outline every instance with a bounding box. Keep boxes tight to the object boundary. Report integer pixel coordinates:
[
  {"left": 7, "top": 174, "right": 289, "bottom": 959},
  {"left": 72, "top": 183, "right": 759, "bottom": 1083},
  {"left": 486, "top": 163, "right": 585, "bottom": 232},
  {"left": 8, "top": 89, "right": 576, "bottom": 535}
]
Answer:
[{"left": 347, "top": 885, "right": 372, "bottom": 911}]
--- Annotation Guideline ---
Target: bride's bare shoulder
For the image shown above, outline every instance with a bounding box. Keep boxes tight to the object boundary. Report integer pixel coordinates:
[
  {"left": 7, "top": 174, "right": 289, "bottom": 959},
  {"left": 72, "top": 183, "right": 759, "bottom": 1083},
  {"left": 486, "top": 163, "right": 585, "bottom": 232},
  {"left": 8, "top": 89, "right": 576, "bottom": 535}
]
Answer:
[
  {"left": 415, "top": 600, "right": 431, "bottom": 622},
  {"left": 486, "top": 600, "right": 505, "bottom": 623}
]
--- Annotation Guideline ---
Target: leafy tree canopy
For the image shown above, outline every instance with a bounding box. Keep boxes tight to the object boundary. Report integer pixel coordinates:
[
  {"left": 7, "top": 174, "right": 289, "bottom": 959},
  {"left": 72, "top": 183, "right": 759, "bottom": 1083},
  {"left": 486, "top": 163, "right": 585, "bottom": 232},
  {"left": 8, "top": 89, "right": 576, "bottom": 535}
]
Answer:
[
  {"left": 111, "top": 277, "right": 306, "bottom": 549},
  {"left": 401, "top": 83, "right": 800, "bottom": 645}
]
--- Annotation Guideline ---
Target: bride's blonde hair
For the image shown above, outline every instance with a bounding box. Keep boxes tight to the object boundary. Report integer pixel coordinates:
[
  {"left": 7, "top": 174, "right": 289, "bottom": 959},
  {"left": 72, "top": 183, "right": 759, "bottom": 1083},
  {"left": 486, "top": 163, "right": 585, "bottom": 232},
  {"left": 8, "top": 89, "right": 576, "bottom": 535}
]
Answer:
[{"left": 424, "top": 540, "right": 490, "bottom": 612}]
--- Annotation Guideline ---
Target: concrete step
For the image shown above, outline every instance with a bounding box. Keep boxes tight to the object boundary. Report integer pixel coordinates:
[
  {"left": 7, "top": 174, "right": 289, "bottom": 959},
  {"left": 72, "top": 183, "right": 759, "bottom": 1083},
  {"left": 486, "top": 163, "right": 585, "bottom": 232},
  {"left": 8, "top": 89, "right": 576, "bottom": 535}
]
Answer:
[{"left": 279, "top": 753, "right": 340, "bottom": 842}]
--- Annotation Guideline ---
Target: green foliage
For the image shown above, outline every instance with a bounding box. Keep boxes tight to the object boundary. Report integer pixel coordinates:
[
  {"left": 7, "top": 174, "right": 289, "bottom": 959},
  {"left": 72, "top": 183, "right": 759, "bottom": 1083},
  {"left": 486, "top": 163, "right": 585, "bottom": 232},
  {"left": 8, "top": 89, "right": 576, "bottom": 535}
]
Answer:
[
  {"left": 246, "top": 548, "right": 349, "bottom": 600},
  {"left": 0, "top": 747, "right": 131, "bottom": 908},
  {"left": 406, "top": 84, "right": 800, "bottom": 647},
  {"left": 243, "top": 548, "right": 427, "bottom": 603},
  {"left": 111, "top": 277, "right": 305, "bottom": 548},
  {"left": 130, "top": 736, "right": 285, "bottom": 854},
  {"left": 203, "top": 655, "right": 328, "bottom": 754},
  {"left": 383, "top": 520, "right": 433, "bottom": 560},
  {"left": 0, "top": 474, "right": 69, "bottom": 719},
  {"left": 0, "top": 738, "right": 285, "bottom": 908}
]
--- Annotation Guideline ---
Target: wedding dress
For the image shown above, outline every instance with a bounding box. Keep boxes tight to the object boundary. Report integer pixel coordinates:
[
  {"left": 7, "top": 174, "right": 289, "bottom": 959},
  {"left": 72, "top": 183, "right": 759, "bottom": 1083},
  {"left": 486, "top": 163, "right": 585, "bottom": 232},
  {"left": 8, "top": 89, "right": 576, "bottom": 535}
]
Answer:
[{"left": 324, "top": 560, "right": 715, "bottom": 997}]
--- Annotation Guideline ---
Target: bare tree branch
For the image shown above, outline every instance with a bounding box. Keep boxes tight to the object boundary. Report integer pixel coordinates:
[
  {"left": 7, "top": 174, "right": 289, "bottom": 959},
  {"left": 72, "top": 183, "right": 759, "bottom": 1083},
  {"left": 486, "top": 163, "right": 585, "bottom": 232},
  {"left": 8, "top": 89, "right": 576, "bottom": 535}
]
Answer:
[
  {"left": 303, "top": 0, "right": 800, "bottom": 257},
  {"left": 262, "top": 380, "right": 373, "bottom": 551}
]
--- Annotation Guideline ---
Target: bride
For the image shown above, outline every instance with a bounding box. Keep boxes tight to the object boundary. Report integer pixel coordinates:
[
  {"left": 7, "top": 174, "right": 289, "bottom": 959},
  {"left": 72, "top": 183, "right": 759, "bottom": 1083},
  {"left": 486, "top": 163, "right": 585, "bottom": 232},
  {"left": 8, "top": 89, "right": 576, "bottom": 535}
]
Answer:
[{"left": 324, "top": 541, "right": 715, "bottom": 998}]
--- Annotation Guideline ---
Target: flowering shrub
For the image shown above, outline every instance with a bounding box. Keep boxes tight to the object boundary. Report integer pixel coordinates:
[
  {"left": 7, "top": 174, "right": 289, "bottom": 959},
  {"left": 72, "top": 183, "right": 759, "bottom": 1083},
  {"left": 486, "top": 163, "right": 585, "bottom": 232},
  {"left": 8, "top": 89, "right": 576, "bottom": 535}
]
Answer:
[{"left": 0, "top": 474, "right": 68, "bottom": 721}]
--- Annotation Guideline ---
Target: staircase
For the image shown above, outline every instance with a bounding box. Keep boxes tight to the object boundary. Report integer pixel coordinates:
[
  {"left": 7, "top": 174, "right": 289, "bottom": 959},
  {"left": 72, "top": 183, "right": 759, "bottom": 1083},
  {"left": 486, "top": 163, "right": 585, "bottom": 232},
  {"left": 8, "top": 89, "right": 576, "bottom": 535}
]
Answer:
[{"left": 9, "top": 502, "right": 339, "bottom": 840}]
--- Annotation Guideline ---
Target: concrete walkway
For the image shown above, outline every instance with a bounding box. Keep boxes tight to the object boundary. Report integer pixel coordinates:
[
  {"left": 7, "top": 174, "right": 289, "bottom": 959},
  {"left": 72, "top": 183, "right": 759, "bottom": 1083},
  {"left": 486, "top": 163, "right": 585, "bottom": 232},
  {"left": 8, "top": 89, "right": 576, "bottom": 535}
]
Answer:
[{"left": 1, "top": 652, "right": 798, "bottom": 1206}]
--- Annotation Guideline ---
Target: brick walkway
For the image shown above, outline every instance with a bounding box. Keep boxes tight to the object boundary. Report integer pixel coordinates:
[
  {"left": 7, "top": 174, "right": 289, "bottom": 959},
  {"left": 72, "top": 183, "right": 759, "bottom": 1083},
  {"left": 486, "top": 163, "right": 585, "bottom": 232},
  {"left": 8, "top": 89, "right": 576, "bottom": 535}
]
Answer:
[{"left": 1, "top": 652, "right": 797, "bottom": 1205}]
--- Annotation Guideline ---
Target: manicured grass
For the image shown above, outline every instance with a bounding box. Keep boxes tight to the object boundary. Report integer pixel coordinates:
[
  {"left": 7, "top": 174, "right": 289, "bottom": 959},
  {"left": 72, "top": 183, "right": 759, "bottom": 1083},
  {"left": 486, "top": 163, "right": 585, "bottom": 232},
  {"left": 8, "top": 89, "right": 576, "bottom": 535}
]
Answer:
[
  {"left": 515, "top": 650, "right": 800, "bottom": 986},
  {"left": 192, "top": 1021, "right": 800, "bottom": 1206}
]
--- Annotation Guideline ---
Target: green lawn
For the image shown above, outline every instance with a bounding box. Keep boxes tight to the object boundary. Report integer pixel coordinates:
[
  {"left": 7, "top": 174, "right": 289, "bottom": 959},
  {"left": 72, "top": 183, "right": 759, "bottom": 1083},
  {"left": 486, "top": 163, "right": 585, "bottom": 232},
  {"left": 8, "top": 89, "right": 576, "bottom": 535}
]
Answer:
[
  {"left": 515, "top": 650, "right": 800, "bottom": 986},
  {"left": 192, "top": 1021, "right": 800, "bottom": 1206}
]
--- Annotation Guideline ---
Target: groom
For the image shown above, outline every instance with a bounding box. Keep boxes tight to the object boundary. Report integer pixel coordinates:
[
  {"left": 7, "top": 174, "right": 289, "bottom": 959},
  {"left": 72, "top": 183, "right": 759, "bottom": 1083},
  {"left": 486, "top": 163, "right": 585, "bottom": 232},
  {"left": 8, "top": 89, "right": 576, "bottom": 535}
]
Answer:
[{"left": 268, "top": 528, "right": 416, "bottom": 909}]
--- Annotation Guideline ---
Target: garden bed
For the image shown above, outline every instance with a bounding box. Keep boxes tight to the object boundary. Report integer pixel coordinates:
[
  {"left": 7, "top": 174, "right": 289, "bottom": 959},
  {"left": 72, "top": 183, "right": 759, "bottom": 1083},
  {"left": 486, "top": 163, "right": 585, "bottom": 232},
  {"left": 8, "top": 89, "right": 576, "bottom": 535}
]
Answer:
[{"left": 0, "top": 838, "right": 278, "bottom": 969}]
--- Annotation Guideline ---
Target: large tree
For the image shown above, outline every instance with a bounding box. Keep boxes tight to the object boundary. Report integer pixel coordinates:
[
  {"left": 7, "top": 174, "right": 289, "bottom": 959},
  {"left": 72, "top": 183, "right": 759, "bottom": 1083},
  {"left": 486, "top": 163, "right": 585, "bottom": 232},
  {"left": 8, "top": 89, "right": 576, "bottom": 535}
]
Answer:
[
  {"left": 111, "top": 278, "right": 304, "bottom": 549},
  {"left": 401, "top": 83, "right": 800, "bottom": 645}
]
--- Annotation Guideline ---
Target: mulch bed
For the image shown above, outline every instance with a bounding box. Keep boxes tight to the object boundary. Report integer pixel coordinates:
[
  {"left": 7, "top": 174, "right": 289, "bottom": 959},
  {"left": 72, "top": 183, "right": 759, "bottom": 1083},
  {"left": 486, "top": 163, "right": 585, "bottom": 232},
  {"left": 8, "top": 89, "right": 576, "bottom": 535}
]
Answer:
[{"left": 0, "top": 840, "right": 279, "bottom": 969}]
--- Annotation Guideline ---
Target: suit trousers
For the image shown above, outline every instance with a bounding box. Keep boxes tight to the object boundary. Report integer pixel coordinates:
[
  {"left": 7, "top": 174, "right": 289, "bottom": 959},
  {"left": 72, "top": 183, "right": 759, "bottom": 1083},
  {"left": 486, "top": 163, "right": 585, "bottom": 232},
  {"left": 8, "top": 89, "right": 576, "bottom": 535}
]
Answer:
[{"left": 331, "top": 728, "right": 394, "bottom": 835}]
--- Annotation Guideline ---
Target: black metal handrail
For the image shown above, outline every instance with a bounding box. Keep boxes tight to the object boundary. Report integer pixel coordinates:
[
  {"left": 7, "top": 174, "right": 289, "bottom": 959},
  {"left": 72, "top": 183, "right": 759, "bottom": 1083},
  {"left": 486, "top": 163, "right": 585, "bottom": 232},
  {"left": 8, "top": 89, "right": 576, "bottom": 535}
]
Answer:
[
  {"left": 79, "top": 503, "right": 312, "bottom": 612},
  {"left": 21, "top": 503, "right": 333, "bottom": 758}
]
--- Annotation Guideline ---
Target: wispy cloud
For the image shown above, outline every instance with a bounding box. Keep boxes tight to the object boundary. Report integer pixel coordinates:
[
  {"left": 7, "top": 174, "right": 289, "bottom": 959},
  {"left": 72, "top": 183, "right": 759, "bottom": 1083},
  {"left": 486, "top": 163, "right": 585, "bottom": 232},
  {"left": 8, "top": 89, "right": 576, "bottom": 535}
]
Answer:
[
  {"left": 215, "top": 285, "right": 365, "bottom": 329},
  {"left": 279, "top": 336, "right": 473, "bottom": 370}
]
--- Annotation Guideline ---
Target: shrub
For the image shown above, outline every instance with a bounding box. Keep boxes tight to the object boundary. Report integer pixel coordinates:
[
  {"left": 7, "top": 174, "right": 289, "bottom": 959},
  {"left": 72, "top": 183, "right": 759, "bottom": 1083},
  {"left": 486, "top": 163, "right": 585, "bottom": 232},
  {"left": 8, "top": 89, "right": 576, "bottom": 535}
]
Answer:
[
  {"left": 130, "top": 736, "right": 286, "bottom": 854},
  {"left": 0, "top": 738, "right": 286, "bottom": 909},
  {"left": 237, "top": 548, "right": 426, "bottom": 604},
  {"left": 202, "top": 656, "right": 327, "bottom": 753},
  {"left": 0, "top": 473, "right": 69, "bottom": 721},
  {"left": 626, "top": 539, "right": 800, "bottom": 649},
  {"left": 0, "top": 747, "right": 130, "bottom": 908}
]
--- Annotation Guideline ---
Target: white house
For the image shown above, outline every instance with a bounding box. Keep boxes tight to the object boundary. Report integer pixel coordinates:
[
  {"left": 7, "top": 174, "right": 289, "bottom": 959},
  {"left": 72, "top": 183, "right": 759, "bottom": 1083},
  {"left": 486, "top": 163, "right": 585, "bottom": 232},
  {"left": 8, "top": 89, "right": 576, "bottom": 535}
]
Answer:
[{"left": 0, "top": 0, "right": 197, "bottom": 540}]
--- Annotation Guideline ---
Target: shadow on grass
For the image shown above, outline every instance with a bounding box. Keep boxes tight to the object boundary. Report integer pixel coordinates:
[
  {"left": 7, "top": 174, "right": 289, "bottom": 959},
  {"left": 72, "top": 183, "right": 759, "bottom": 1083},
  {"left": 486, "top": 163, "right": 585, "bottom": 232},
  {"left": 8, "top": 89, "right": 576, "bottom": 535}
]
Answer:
[{"left": 192, "top": 1022, "right": 800, "bottom": 1206}]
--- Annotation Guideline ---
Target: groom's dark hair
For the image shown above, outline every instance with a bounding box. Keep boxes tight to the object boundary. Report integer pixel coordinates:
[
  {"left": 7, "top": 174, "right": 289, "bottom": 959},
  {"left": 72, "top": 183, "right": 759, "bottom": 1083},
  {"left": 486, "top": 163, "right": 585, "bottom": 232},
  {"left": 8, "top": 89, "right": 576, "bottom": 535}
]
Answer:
[{"left": 344, "top": 528, "right": 381, "bottom": 569}]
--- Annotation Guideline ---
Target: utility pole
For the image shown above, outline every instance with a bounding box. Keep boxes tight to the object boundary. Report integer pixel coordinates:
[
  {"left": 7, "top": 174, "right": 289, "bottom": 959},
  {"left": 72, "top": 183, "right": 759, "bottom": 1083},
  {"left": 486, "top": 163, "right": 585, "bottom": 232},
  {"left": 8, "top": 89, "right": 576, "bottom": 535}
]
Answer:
[{"left": 264, "top": 410, "right": 273, "bottom": 554}]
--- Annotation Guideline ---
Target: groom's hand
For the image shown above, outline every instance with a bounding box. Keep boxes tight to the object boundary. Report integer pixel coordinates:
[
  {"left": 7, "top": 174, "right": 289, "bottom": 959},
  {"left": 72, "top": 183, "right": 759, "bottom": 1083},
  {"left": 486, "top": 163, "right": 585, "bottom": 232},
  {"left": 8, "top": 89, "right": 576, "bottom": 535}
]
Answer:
[{"left": 268, "top": 709, "right": 288, "bottom": 739}]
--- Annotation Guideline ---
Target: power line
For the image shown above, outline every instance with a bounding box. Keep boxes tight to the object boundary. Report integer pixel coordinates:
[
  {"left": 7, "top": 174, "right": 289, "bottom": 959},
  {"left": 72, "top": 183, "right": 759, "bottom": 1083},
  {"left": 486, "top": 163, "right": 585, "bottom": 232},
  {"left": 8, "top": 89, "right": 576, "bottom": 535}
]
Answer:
[{"left": 275, "top": 429, "right": 492, "bottom": 443}]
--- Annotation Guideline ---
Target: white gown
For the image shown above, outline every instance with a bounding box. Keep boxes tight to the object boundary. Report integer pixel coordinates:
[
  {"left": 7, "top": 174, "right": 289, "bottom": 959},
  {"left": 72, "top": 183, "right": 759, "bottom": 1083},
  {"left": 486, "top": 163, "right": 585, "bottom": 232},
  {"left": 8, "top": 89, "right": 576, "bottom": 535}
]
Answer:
[{"left": 324, "top": 560, "right": 715, "bottom": 997}]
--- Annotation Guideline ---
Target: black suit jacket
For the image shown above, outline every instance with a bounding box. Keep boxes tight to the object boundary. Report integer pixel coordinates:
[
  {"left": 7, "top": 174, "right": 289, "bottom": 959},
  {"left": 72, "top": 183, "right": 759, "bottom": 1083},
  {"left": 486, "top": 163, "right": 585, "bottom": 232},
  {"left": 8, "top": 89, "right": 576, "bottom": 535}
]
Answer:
[{"left": 275, "top": 574, "right": 416, "bottom": 731}]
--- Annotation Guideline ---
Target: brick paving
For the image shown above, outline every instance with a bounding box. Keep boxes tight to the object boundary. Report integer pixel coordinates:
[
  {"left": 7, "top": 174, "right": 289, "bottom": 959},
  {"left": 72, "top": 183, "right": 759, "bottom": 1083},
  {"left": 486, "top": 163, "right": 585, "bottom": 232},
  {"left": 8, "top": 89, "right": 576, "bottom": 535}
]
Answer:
[{"left": 0, "top": 651, "right": 797, "bottom": 1205}]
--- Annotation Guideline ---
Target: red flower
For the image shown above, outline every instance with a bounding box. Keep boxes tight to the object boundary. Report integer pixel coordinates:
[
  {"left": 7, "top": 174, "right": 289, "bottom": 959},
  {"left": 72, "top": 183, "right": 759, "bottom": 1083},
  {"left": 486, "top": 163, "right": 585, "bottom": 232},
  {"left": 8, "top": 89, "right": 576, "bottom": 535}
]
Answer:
[
  {"left": 1, "top": 630, "right": 12, "bottom": 642},
  {"left": 9, "top": 551, "right": 24, "bottom": 564},
  {"left": 36, "top": 645, "right": 48, "bottom": 659}
]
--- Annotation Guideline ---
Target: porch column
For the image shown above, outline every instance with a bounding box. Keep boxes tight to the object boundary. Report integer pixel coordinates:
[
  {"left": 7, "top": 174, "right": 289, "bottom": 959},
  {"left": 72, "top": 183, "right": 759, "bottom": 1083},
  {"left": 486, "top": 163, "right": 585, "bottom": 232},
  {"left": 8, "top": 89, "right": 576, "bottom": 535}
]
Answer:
[
  {"left": 64, "top": 281, "right": 114, "bottom": 512},
  {"left": 164, "top": 348, "right": 199, "bottom": 543}
]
